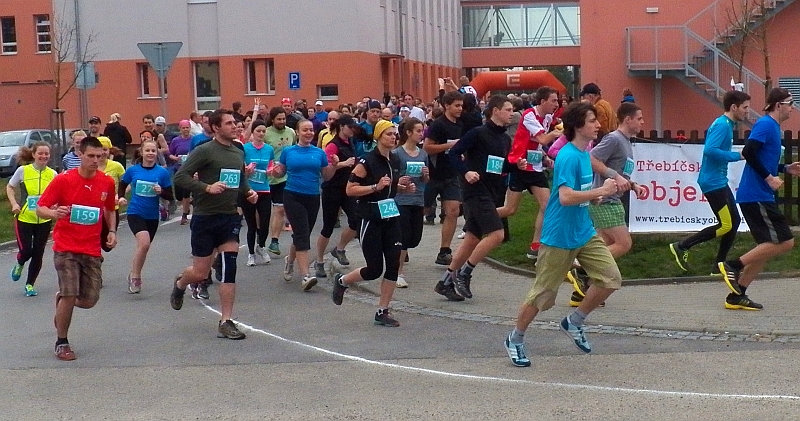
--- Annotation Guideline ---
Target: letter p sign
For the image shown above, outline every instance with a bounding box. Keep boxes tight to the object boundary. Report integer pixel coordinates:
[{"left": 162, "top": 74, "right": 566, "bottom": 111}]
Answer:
[{"left": 289, "top": 72, "right": 301, "bottom": 90}]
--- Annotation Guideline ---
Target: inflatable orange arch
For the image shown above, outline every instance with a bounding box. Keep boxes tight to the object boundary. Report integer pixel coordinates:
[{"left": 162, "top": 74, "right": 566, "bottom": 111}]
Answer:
[{"left": 471, "top": 70, "right": 567, "bottom": 98}]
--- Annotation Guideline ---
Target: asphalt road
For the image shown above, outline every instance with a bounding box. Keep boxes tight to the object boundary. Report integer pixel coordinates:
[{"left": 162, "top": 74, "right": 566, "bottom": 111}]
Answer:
[{"left": 1, "top": 216, "right": 799, "bottom": 420}]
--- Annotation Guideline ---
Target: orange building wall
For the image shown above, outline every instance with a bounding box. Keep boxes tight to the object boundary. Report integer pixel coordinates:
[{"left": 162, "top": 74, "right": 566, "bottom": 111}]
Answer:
[
  {"left": 53, "top": 51, "right": 459, "bottom": 129},
  {"left": 580, "top": 0, "right": 800, "bottom": 133},
  {"left": 0, "top": 0, "right": 59, "bottom": 130}
]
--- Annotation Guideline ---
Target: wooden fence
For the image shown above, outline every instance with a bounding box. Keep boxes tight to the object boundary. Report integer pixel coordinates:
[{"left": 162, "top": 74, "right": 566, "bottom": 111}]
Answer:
[{"left": 631, "top": 129, "right": 800, "bottom": 225}]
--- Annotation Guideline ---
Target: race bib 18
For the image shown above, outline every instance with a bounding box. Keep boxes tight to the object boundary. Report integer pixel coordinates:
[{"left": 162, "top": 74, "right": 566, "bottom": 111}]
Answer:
[{"left": 486, "top": 155, "right": 505, "bottom": 175}]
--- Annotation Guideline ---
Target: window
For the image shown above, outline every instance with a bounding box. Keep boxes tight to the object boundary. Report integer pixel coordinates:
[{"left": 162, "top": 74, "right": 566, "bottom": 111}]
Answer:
[
  {"left": 317, "top": 85, "right": 339, "bottom": 101},
  {"left": 139, "top": 64, "right": 151, "bottom": 97},
  {"left": 35, "top": 14, "right": 50, "bottom": 53},
  {"left": 137, "top": 63, "right": 168, "bottom": 98},
  {"left": 195, "top": 61, "right": 221, "bottom": 111},
  {"left": 1, "top": 17, "right": 16, "bottom": 54},
  {"left": 245, "top": 58, "right": 275, "bottom": 95}
]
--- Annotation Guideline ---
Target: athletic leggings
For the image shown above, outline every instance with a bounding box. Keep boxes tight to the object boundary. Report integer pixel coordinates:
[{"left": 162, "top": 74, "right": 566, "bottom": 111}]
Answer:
[
  {"left": 397, "top": 205, "right": 424, "bottom": 250},
  {"left": 358, "top": 217, "right": 402, "bottom": 282},
  {"left": 15, "top": 220, "right": 51, "bottom": 285},
  {"left": 242, "top": 192, "right": 272, "bottom": 254},
  {"left": 320, "top": 186, "right": 359, "bottom": 238},
  {"left": 283, "top": 190, "right": 320, "bottom": 252},
  {"left": 679, "top": 186, "right": 741, "bottom": 262}
]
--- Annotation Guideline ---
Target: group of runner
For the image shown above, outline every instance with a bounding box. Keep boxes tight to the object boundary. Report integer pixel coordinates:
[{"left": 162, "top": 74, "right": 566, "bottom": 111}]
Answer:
[{"left": 9, "top": 80, "right": 798, "bottom": 363}]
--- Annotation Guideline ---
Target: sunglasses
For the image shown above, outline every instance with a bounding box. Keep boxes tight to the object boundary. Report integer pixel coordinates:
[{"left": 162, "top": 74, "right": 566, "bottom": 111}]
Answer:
[{"left": 780, "top": 100, "right": 794, "bottom": 105}]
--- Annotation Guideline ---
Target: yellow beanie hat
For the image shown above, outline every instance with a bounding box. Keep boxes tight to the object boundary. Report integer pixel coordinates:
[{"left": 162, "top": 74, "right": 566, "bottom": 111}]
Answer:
[
  {"left": 97, "top": 136, "right": 113, "bottom": 149},
  {"left": 373, "top": 120, "right": 395, "bottom": 140}
]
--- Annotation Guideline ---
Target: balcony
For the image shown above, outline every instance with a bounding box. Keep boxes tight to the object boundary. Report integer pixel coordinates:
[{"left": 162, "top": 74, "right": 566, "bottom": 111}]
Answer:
[{"left": 462, "top": 3, "right": 580, "bottom": 48}]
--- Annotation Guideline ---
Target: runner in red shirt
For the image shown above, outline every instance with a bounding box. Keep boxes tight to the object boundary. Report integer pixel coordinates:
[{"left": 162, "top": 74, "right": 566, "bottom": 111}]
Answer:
[
  {"left": 498, "top": 86, "right": 562, "bottom": 261},
  {"left": 37, "top": 136, "right": 117, "bottom": 361}
]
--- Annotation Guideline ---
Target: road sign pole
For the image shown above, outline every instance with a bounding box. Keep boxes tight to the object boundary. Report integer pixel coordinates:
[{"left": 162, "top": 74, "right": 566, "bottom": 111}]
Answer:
[{"left": 157, "top": 44, "right": 167, "bottom": 121}]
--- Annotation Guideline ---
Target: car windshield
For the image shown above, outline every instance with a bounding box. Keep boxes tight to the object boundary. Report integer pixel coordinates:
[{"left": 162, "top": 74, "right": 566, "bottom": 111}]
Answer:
[{"left": 0, "top": 132, "right": 27, "bottom": 147}]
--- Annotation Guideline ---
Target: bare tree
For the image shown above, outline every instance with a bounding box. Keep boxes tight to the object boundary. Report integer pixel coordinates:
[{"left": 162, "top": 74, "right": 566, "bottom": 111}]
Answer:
[
  {"left": 718, "top": 0, "right": 776, "bottom": 97},
  {"left": 47, "top": 2, "right": 97, "bottom": 110},
  {"left": 718, "top": 0, "right": 755, "bottom": 83}
]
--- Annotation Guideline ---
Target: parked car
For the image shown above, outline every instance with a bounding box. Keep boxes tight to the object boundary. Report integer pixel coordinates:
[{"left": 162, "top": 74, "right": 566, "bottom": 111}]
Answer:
[{"left": 0, "top": 130, "right": 65, "bottom": 176}]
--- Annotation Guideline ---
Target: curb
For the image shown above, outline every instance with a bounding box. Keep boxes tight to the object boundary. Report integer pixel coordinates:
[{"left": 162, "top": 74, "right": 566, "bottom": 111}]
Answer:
[{"left": 483, "top": 256, "right": 789, "bottom": 286}]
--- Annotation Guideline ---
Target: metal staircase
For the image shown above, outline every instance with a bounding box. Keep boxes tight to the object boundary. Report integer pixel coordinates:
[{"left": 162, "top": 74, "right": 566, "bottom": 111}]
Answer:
[{"left": 626, "top": 0, "right": 796, "bottom": 120}]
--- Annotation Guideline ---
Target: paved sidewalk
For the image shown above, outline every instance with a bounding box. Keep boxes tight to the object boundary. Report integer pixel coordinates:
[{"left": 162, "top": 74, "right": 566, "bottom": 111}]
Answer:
[{"left": 326, "top": 220, "right": 800, "bottom": 338}]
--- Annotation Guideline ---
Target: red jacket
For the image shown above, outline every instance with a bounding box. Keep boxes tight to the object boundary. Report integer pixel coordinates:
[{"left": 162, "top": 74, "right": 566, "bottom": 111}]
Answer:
[{"left": 508, "top": 107, "right": 553, "bottom": 171}]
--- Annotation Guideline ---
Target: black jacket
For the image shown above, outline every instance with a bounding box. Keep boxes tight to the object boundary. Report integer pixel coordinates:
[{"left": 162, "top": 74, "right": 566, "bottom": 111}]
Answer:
[
  {"left": 103, "top": 122, "right": 133, "bottom": 150},
  {"left": 449, "top": 120, "right": 515, "bottom": 201},
  {"left": 321, "top": 135, "right": 357, "bottom": 189},
  {"left": 351, "top": 148, "right": 401, "bottom": 220}
]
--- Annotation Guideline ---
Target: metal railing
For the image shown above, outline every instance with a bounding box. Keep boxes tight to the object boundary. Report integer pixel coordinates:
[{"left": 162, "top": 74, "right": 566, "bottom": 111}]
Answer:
[
  {"left": 626, "top": 25, "right": 766, "bottom": 121},
  {"left": 685, "top": 0, "right": 782, "bottom": 46}
]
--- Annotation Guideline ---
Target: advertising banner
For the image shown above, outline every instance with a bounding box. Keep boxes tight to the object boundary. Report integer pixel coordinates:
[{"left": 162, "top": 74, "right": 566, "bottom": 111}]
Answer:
[{"left": 629, "top": 143, "right": 749, "bottom": 233}]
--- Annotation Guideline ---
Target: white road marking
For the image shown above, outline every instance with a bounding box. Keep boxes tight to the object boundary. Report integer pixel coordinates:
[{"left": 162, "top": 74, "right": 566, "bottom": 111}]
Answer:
[{"left": 200, "top": 303, "right": 800, "bottom": 401}]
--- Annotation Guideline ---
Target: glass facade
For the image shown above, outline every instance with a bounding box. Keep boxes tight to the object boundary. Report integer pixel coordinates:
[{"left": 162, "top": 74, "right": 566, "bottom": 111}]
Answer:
[{"left": 463, "top": 3, "right": 580, "bottom": 48}]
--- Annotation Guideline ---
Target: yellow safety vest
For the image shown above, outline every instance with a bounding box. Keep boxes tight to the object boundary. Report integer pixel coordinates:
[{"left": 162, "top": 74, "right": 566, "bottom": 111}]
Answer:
[{"left": 17, "top": 164, "right": 57, "bottom": 224}]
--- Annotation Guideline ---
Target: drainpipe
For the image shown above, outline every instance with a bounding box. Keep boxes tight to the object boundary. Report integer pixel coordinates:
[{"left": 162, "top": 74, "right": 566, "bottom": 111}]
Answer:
[{"left": 73, "top": 0, "right": 88, "bottom": 125}]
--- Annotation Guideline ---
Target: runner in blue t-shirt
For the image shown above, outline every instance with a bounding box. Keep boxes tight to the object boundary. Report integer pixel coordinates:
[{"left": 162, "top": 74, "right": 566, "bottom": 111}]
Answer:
[
  {"left": 718, "top": 88, "right": 800, "bottom": 311},
  {"left": 670, "top": 91, "right": 749, "bottom": 274},
  {"left": 118, "top": 139, "right": 173, "bottom": 294},
  {"left": 242, "top": 120, "right": 275, "bottom": 267},
  {"left": 504, "top": 102, "right": 619, "bottom": 367},
  {"left": 272, "top": 119, "right": 337, "bottom": 291}
]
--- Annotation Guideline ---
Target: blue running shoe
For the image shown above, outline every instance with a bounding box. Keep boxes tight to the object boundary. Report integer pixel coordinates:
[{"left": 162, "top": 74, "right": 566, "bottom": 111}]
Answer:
[
  {"left": 504, "top": 335, "right": 531, "bottom": 367},
  {"left": 268, "top": 241, "right": 281, "bottom": 256},
  {"left": 11, "top": 263, "right": 23, "bottom": 282},
  {"left": 25, "top": 284, "right": 37, "bottom": 297},
  {"left": 560, "top": 316, "right": 592, "bottom": 354}
]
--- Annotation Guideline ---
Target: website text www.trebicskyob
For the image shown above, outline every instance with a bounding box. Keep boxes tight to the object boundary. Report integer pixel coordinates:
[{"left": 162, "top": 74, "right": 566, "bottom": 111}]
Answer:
[{"left": 633, "top": 215, "right": 718, "bottom": 225}]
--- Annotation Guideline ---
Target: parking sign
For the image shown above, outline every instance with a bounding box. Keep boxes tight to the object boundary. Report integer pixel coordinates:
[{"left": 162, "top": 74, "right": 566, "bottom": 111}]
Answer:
[{"left": 289, "top": 72, "right": 301, "bottom": 90}]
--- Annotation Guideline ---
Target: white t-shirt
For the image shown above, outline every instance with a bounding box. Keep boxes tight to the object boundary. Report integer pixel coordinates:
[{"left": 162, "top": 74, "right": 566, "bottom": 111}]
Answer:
[
  {"left": 409, "top": 106, "right": 427, "bottom": 121},
  {"left": 189, "top": 120, "right": 203, "bottom": 136},
  {"left": 520, "top": 107, "right": 553, "bottom": 172}
]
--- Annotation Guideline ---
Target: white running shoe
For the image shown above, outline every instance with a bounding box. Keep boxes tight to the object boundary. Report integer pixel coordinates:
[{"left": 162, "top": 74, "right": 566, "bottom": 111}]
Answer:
[
  {"left": 396, "top": 275, "right": 408, "bottom": 288},
  {"left": 457, "top": 231, "right": 466, "bottom": 239},
  {"left": 246, "top": 254, "right": 256, "bottom": 267},
  {"left": 283, "top": 256, "right": 294, "bottom": 281},
  {"left": 301, "top": 274, "right": 317, "bottom": 291},
  {"left": 255, "top": 245, "right": 271, "bottom": 264}
]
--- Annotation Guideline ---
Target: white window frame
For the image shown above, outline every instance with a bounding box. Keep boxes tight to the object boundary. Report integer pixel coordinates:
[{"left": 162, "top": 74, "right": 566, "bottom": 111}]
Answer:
[
  {"left": 245, "top": 58, "right": 275, "bottom": 95},
  {"left": 1, "top": 16, "right": 17, "bottom": 55},
  {"left": 194, "top": 60, "right": 221, "bottom": 111},
  {"left": 317, "top": 84, "right": 339, "bottom": 101},
  {"left": 35, "top": 14, "right": 51, "bottom": 53}
]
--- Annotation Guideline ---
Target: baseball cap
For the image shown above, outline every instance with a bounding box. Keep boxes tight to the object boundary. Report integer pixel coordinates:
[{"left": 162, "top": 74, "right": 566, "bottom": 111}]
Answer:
[
  {"left": 281, "top": 97, "right": 292, "bottom": 105},
  {"left": 314, "top": 100, "right": 324, "bottom": 106},
  {"left": 400, "top": 106, "right": 411, "bottom": 112},
  {"left": 763, "top": 87, "right": 792, "bottom": 111},
  {"left": 89, "top": 116, "right": 101, "bottom": 124},
  {"left": 368, "top": 100, "right": 382, "bottom": 110},
  {"left": 154, "top": 116, "right": 166, "bottom": 125},
  {"left": 337, "top": 115, "right": 358, "bottom": 127},
  {"left": 97, "top": 136, "right": 113, "bottom": 149},
  {"left": 579, "top": 83, "right": 601, "bottom": 96}
]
